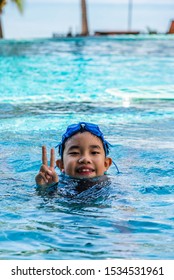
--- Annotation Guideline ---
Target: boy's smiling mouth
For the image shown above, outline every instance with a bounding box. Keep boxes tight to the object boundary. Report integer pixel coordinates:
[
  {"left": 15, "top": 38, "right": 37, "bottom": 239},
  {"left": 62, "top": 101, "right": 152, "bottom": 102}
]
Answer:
[{"left": 76, "top": 166, "right": 95, "bottom": 176}]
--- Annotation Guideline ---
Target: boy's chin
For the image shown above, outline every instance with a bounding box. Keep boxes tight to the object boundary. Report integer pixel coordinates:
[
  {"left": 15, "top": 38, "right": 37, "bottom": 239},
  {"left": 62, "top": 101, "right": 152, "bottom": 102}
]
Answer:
[
  {"left": 75, "top": 174, "right": 96, "bottom": 179},
  {"left": 71, "top": 174, "right": 105, "bottom": 180}
]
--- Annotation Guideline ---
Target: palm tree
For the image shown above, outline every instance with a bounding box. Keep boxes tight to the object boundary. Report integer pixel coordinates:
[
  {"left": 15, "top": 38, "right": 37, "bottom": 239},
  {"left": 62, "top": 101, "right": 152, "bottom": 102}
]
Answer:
[
  {"left": 0, "top": 0, "right": 24, "bottom": 39},
  {"left": 81, "top": 0, "right": 89, "bottom": 36}
]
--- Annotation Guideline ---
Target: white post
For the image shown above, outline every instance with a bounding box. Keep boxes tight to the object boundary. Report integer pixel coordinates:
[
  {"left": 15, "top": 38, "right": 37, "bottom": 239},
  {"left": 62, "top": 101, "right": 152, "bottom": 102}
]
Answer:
[{"left": 128, "top": 0, "right": 133, "bottom": 31}]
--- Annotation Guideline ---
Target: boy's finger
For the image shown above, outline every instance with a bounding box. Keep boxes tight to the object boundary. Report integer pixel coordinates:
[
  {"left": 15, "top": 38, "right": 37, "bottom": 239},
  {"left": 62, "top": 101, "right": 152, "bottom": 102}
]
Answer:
[
  {"left": 42, "top": 146, "right": 48, "bottom": 166},
  {"left": 36, "top": 172, "right": 48, "bottom": 184},
  {"left": 50, "top": 148, "right": 55, "bottom": 168}
]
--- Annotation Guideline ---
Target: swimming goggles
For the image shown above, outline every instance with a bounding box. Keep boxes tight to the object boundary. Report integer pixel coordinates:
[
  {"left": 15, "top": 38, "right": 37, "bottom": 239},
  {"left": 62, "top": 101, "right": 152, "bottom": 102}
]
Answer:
[{"left": 56, "top": 122, "right": 119, "bottom": 173}]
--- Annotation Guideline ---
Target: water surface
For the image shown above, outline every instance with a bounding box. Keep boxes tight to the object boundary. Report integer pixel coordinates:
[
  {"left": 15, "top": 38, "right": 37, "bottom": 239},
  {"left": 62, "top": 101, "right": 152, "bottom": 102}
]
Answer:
[{"left": 0, "top": 36, "right": 174, "bottom": 259}]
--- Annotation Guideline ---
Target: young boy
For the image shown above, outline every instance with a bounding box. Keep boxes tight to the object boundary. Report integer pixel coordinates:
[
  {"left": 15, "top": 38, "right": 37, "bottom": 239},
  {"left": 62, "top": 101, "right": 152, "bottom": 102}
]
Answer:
[{"left": 35, "top": 122, "right": 116, "bottom": 188}]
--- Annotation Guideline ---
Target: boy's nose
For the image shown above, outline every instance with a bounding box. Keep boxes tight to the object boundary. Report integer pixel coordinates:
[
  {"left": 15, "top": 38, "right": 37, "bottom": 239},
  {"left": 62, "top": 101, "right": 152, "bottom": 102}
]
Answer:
[{"left": 78, "top": 155, "right": 91, "bottom": 164}]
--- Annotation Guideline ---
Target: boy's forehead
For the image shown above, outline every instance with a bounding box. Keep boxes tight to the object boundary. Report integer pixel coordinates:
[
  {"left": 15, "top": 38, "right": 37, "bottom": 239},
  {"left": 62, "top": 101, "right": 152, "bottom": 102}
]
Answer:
[{"left": 64, "top": 131, "right": 103, "bottom": 148}]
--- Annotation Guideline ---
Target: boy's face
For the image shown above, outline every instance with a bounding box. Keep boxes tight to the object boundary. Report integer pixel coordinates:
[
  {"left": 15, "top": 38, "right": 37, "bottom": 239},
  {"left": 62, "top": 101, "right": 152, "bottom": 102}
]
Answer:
[{"left": 57, "top": 132, "right": 112, "bottom": 179}]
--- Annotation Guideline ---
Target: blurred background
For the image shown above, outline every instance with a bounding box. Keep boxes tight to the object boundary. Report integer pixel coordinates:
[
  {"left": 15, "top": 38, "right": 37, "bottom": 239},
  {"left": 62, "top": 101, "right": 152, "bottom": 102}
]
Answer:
[{"left": 1, "top": 0, "right": 174, "bottom": 39}]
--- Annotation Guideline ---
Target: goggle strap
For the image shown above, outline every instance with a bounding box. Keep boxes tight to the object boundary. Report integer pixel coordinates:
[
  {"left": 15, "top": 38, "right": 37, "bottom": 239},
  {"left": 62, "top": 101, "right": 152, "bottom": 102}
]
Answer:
[
  {"left": 55, "top": 142, "right": 61, "bottom": 148},
  {"left": 112, "top": 160, "right": 120, "bottom": 174}
]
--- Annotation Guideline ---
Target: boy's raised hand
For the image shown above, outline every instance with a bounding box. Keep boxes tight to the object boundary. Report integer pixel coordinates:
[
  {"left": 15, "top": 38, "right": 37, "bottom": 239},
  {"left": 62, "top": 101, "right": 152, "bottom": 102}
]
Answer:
[{"left": 35, "top": 146, "right": 58, "bottom": 187}]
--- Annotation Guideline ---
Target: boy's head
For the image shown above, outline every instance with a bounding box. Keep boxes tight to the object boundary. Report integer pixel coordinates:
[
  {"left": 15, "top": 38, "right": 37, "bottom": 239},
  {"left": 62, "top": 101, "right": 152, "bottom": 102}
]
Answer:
[{"left": 56, "top": 122, "right": 112, "bottom": 178}]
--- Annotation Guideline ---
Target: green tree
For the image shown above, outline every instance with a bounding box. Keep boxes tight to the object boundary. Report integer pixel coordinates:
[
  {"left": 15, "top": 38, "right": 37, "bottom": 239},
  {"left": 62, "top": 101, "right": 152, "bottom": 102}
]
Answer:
[{"left": 0, "top": 0, "right": 24, "bottom": 39}]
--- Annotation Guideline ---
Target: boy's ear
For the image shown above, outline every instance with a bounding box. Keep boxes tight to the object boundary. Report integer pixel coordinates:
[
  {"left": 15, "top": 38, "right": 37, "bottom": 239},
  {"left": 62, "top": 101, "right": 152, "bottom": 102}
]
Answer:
[
  {"left": 104, "top": 157, "right": 112, "bottom": 170},
  {"left": 56, "top": 159, "right": 64, "bottom": 172}
]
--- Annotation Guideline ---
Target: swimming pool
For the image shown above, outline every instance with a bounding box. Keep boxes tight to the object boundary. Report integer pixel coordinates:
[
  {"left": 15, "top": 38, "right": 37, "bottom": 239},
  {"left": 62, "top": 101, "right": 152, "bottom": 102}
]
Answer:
[{"left": 0, "top": 35, "right": 174, "bottom": 260}]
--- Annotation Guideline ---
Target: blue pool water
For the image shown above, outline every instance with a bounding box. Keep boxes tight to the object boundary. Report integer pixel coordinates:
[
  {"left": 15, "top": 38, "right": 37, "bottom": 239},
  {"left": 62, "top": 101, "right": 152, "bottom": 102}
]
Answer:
[{"left": 0, "top": 35, "right": 174, "bottom": 260}]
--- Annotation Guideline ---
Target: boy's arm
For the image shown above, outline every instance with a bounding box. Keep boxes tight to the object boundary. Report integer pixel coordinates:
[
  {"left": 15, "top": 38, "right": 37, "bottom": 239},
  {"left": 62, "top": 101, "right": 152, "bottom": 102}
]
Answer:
[{"left": 35, "top": 146, "right": 59, "bottom": 187}]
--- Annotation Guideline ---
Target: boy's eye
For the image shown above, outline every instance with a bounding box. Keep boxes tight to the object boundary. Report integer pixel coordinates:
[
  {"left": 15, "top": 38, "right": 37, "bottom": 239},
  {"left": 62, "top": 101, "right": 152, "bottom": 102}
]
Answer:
[
  {"left": 69, "top": 151, "right": 79, "bottom": 155},
  {"left": 91, "top": 151, "right": 100, "bottom": 155}
]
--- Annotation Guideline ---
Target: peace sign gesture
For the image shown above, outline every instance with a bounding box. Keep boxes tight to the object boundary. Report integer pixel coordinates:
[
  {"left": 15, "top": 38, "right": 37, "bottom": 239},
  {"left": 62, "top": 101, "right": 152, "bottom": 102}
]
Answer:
[{"left": 35, "top": 146, "right": 59, "bottom": 187}]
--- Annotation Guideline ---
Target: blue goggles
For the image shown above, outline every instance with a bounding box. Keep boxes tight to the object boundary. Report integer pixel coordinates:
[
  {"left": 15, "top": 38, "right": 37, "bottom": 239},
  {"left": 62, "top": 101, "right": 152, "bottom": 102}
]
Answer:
[{"left": 56, "top": 122, "right": 111, "bottom": 158}]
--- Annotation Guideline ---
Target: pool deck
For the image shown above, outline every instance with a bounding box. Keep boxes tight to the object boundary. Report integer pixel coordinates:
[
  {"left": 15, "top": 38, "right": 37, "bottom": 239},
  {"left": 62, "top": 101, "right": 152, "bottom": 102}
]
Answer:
[
  {"left": 52, "top": 19, "right": 174, "bottom": 38},
  {"left": 94, "top": 31, "right": 140, "bottom": 35}
]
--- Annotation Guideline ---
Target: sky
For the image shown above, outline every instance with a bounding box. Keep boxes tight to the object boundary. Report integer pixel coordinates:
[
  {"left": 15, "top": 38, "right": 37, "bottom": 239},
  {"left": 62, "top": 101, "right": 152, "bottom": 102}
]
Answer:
[
  {"left": 2, "top": 0, "right": 174, "bottom": 39},
  {"left": 27, "top": 0, "right": 174, "bottom": 3}
]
